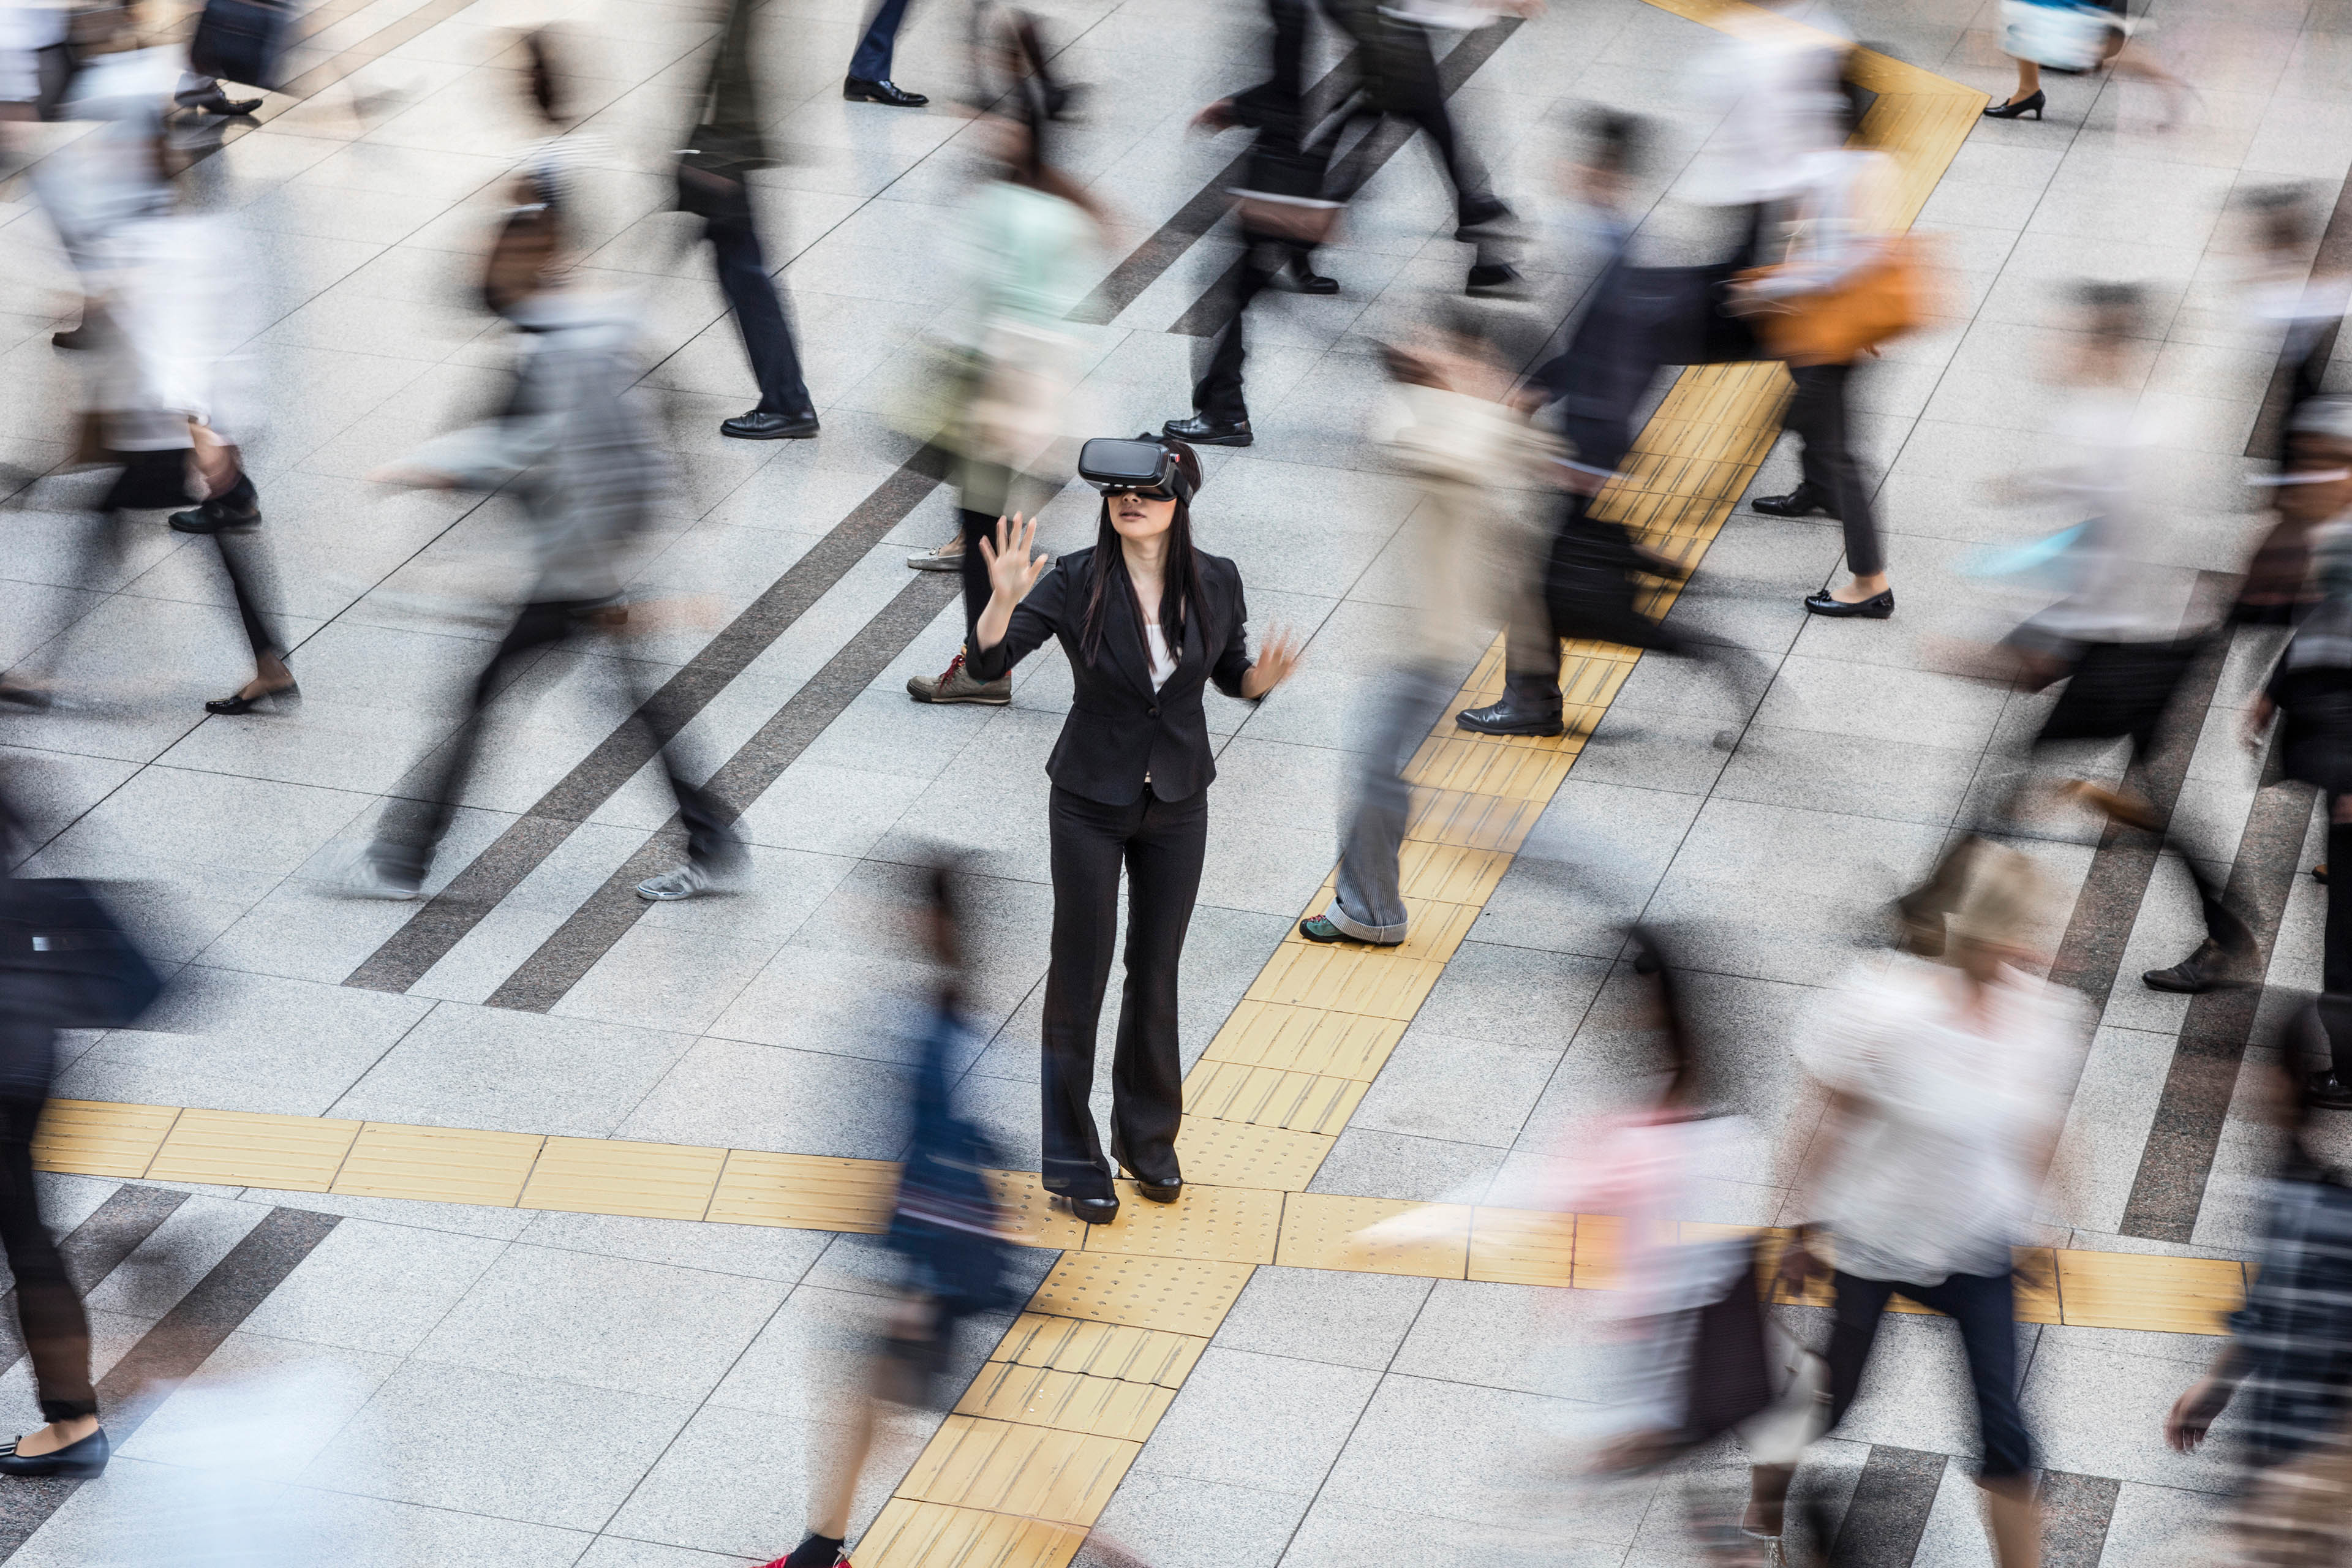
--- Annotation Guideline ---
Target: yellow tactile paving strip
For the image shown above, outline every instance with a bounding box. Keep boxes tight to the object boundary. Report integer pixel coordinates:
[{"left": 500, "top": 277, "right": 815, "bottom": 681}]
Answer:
[{"left": 19, "top": 16, "right": 2080, "bottom": 1561}]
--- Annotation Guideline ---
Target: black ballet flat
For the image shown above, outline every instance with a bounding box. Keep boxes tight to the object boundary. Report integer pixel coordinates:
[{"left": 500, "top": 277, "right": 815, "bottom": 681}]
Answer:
[
  {"left": 0, "top": 1427, "right": 108, "bottom": 1478},
  {"left": 1982, "top": 90, "right": 2046, "bottom": 121},
  {"left": 1054, "top": 1194, "right": 1120, "bottom": 1224},
  {"left": 1119, "top": 1167, "right": 1183, "bottom": 1204},
  {"left": 1802, "top": 589, "right": 1894, "bottom": 620},
  {"left": 205, "top": 680, "right": 300, "bottom": 716}
]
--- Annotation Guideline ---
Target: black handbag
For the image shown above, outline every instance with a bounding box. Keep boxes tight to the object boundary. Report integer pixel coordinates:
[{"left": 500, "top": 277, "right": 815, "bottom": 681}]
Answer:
[
  {"left": 0, "top": 878, "right": 163, "bottom": 1031},
  {"left": 190, "top": 0, "right": 293, "bottom": 91}
]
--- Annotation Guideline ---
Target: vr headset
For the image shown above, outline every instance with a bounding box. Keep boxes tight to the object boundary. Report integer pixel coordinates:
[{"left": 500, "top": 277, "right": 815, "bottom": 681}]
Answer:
[{"left": 1077, "top": 436, "right": 1197, "bottom": 505}]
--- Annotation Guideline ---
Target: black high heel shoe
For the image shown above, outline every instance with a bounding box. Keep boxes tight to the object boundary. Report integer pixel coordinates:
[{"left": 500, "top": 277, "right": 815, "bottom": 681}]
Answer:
[
  {"left": 1052, "top": 1194, "right": 1120, "bottom": 1225},
  {"left": 1982, "top": 90, "right": 2045, "bottom": 120},
  {"left": 205, "top": 679, "right": 300, "bottom": 716},
  {"left": 1118, "top": 1166, "right": 1183, "bottom": 1204},
  {"left": 0, "top": 1426, "right": 108, "bottom": 1477}
]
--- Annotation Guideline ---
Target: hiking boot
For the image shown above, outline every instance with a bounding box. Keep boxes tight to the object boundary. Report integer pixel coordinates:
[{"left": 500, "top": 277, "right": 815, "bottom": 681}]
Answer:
[{"left": 907, "top": 650, "right": 1010, "bottom": 706}]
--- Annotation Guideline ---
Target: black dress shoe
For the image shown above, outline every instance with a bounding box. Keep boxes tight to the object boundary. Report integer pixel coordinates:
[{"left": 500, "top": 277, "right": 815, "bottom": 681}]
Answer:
[
  {"left": 1283, "top": 257, "right": 1338, "bottom": 295},
  {"left": 722, "top": 409, "right": 820, "bottom": 440},
  {"left": 1162, "top": 413, "right": 1252, "bottom": 447},
  {"left": 0, "top": 1427, "right": 108, "bottom": 1478},
  {"left": 1298, "top": 914, "right": 1401, "bottom": 947},
  {"left": 170, "top": 497, "right": 262, "bottom": 535},
  {"left": 1803, "top": 588, "right": 1894, "bottom": 619},
  {"left": 2306, "top": 1071, "right": 2352, "bottom": 1110},
  {"left": 1752, "top": 486, "right": 1837, "bottom": 519},
  {"left": 206, "top": 680, "right": 300, "bottom": 716},
  {"left": 2144, "top": 939, "right": 2248, "bottom": 995},
  {"left": 1057, "top": 1194, "right": 1120, "bottom": 1224},
  {"left": 1981, "top": 89, "right": 2045, "bottom": 121},
  {"left": 2316, "top": 863, "right": 2329, "bottom": 885},
  {"left": 179, "top": 89, "right": 263, "bottom": 115},
  {"left": 50, "top": 323, "right": 96, "bottom": 350},
  {"left": 843, "top": 77, "right": 927, "bottom": 106},
  {"left": 1455, "top": 700, "right": 1564, "bottom": 737}
]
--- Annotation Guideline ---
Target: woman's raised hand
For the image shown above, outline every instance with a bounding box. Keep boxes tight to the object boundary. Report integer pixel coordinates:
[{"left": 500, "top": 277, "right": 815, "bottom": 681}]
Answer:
[
  {"left": 1240, "top": 621, "right": 1302, "bottom": 700},
  {"left": 976, "top": 513, "right": 1049, "bottom": 605}
]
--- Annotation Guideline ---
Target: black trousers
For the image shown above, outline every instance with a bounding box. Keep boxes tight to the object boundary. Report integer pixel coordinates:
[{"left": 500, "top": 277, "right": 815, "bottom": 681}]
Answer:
[
  {"left": 2328, "top": 809, "right": 2352, "bottom": 997},
  {"left": 1786, "top": 362, "right": 1883, "bottom": 578},
  {"left": 0, "top": 1082, "right": 96, "bottom": 1423},
  {"left": 1191, "top": 230, "right": 1306, "bottom": 423},
  {"left": 1826, "top": 1268, "right": 2032, "bottom": 1480},
  {"left": 1317, "top": 0, "right": 1494, "bottom": 222},
  {"left": 1040, "top": 785, "right": 1207, "bottom": 1200},
  {"left": 371, "top": 598, "right": 737, "bottom": 887},
  {"left": 705, "top": 209, "right": 812, "bottom": 418}
]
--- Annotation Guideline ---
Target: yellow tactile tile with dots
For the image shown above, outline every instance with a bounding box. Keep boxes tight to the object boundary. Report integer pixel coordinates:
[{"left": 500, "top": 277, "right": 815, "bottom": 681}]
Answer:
[
  {"left": 1028, "top": 1253, "right": 1254, "bottom": 1337},
  {"left": 1168, "top": 1117, "right": 1330, "bottom": 1193},
  {"left": 1080, "top": 1182, "right": 1283, "bottom": 1265}
]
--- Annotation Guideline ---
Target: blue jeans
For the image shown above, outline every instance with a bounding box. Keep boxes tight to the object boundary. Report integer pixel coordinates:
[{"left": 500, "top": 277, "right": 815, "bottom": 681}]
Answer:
[{"left": 848, "top": 0, "right": 911, "bottom": 81}]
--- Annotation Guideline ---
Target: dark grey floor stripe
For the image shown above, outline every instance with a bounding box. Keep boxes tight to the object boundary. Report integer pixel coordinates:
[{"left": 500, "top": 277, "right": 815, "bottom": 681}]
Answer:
[
  {"left": 1167, "top": 18, "right": 1523, "bottom": 339},
  {"left": 2046, "top": 609, "right": 2233, "bottom": 1006},
  {"left": 2121, "top": 735, "right": 2314, "bottom": 1242},
  {"left": 2040, "top": 1471, "right": 2122, "bottom": 1568},
  {"left": 1830, "top": 1445, "right": 1943, "bottom": 1567},
  {"left": 484, "top": 570, "right": 963, "bottom": 1012},
  {"left": 0, "top": 1204, "right": 338, "bottom": 1559},
  {"left": 0, "top": 1186, "right": 189, "bottom": 1371},
  {"left": 343, "top": 462, "right": 946, "bottom": 993}
]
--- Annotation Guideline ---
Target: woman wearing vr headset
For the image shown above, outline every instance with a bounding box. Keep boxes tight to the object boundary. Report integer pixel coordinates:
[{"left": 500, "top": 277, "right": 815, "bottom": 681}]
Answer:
[{"left": 968, "top": 434, "right": 1300, "bottom": 1223}]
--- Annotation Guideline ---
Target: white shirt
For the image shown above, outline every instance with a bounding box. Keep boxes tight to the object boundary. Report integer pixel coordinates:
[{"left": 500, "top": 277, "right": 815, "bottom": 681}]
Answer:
[
  {"left": 1142, "top": 621, "right": 1174, "bottom": 690},
  {"left": 1798, "top": 959, "right": 2087, "bottom": 1284},
  {"left": 1681, "top": 6, "right": 1848, "bottom": 206}
]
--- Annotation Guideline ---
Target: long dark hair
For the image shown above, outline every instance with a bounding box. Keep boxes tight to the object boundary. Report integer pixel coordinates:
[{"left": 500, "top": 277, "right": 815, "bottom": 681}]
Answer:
[{"left": 1078, "top": 497, "right": 1211, "bottom": 672}]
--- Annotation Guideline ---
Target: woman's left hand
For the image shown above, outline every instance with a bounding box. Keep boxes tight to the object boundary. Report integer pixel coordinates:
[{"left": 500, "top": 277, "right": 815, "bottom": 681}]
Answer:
[{"left": 1240, "top": 622, "right": 1302, "bottom": 699}]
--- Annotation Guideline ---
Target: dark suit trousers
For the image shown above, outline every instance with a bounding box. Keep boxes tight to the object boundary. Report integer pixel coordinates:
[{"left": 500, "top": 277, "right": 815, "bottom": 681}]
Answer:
[
  {"left": 0, "top": 1082, "right": 96, "bottom": 1422},
  {"left": 705, "top": 210, "right": 812, "bottom": 418},
  {"left": 848, "top": 0, "right": 910, "bottom": 81},
  {"left": 1041, "top": 785, "right": 1207, "bottom": 1200},
  {"left": 1191, "top": 232, "right": 1295, "bottom": 423},
  {"left": 1787, "top": 361, "right": 1882, "bottom": 578}
]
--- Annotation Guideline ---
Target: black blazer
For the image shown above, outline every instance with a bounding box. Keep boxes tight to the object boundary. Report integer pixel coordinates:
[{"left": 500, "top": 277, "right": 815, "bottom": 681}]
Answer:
[{"left": 967, "top": 546, "right": 1256, "bottom": 805}]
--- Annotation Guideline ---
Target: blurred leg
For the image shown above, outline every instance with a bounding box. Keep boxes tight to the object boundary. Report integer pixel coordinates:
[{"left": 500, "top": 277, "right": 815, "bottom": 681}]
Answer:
[
  {"left": 706, "top": 210, "right": 813, "bottom": 418},
  {"left": 848, "top": 0, "right": 911, "bottom": 81},
  {"left": 0, "top": 1088, "right": 94, "bottom": 1427}
]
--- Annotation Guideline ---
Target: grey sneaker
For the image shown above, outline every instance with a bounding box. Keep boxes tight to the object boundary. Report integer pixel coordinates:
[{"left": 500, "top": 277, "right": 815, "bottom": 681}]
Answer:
[
  {"left": 338, "top": 856, "right": 421, "bottom": 901},
  {"left": 907, "top": 650, "right": 1011, "bottom": 706},
  {"left": 907, "top": 538, "right": 963, "bottom": 572},
  {"left": 636, "top": 862, "right": 714, "bottom": 902}
]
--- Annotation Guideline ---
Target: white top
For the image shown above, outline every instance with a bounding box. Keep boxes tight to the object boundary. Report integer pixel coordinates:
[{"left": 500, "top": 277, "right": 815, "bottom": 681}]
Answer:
[
  {"left": 2016, "top": 389, "right": 2207, "bottom": 645},
  {"left": 1798, "top": 958, "right": 2087, "bottom": 1285},
  {"left": 1747, "top": 148, "right": 1898, "bottom": 301},
  {"left": 1680, "top": 6, "right": 1849, "bottom": 206},
  {"left": 1142, "top": 620, "right": 1174, "bottom": 690}
]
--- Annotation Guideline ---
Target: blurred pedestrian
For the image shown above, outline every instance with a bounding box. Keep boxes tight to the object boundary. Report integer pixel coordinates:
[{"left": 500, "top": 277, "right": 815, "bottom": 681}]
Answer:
[
  {"left": 1681, "top": 0, "right": 1844, "bottom": 270},
  {"left": 1736, "top": 59, "right": 1902, "bottom": 619},
  {"left": 2249, "top": 501, "right": 2352, "bottom": 1108},
  {"left": 1303, "top": 312, "right": 1552, "bottom": 944},
  {"left": 0, "top": 780, "right": 163, "bottom": 1480},
  {"left": 2242, "top": 184, "right": 2350, "bottom": 477},
  {"left": 1988, "top": 0, "right": 2190, "bottom": 127},
  {"left": 1767, "top": 846, "right": 2087, "bottom": 1568},
  {"left": 352, "top": 202, "right": 742, "bottom": 903},
  {"left": 756, "top": 860, "right": 1019, "bottom": 1568},
  {"left": 680, "top": 0, "right": 819, "bottom": 442},
  {"left": 1161, "top": 0, "right": 1338, "bottom": 449},
  {"left": 964, "top": 437, "right": 1300, "bottom": 1223},
  {"left": 903, "top": 22, "right": 1104, "bottom": 705},
  {"left": 2240, "top": 398, "right": 2352, "bottom": 631},
  {"left": 2165, "top": 1042, "right": 2352, "bottom": 1565}
]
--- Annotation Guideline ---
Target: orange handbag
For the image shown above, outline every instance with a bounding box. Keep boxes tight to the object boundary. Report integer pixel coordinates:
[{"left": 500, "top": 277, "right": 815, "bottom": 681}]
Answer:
[{"left": 1742, "top": 235, "right": 1934, "bottom": 368}]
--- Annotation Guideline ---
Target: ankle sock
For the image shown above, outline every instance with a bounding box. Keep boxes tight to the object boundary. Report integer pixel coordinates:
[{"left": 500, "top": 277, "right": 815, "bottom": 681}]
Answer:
[{"left": 783, "top": 1532, "right": 845, "bottom": 1568}]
